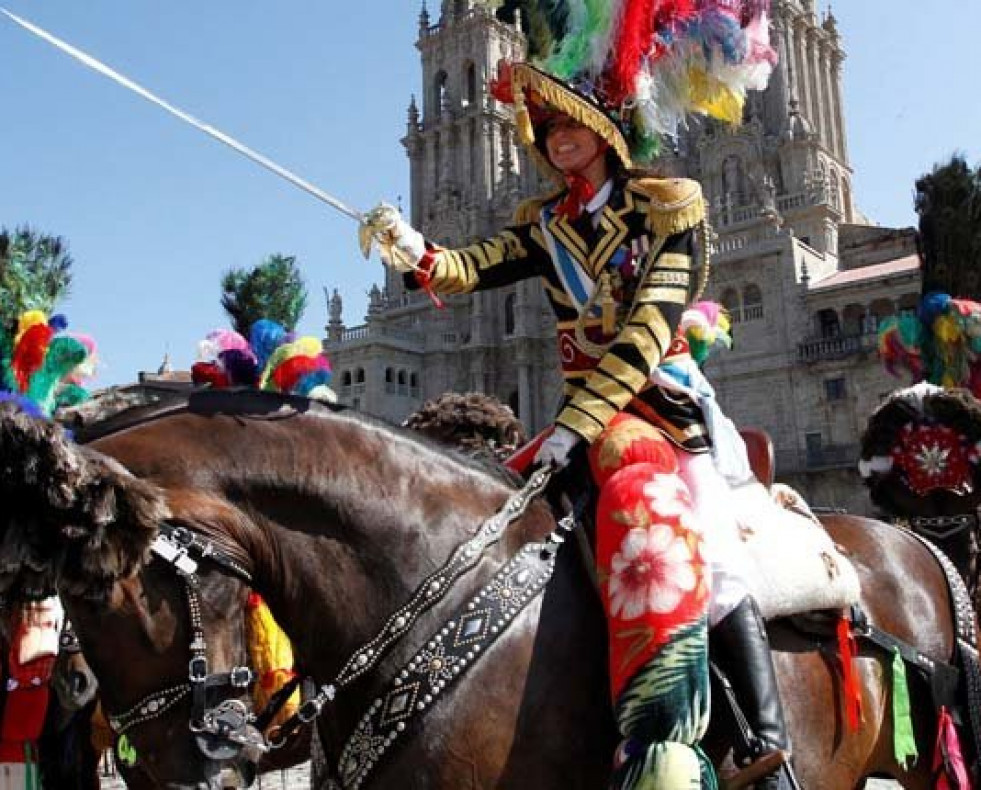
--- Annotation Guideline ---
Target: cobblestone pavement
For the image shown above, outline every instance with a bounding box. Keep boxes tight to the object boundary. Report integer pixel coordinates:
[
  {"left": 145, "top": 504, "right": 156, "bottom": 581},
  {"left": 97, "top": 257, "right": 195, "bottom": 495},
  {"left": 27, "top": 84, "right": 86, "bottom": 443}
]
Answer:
[{"left": 98, "top": 763, "right": 900, "bottom": 788}]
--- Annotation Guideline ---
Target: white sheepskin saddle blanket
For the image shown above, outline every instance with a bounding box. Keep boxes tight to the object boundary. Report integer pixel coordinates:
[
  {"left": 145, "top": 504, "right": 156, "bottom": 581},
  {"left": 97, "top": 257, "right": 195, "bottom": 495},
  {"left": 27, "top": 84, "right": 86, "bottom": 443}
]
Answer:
[{"left": 728, "top": 482, "right": 861, "bottom": 620}]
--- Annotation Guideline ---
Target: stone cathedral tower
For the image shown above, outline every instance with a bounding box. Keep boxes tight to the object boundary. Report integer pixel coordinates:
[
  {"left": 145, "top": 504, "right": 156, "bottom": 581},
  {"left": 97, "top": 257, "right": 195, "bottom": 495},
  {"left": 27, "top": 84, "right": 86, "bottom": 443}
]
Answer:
[
  {"left": 326, "top": 1, "right": 563, "bottom": 431},
  {"left": 325, "top": 0, "right": 920, "bottom": 513}
]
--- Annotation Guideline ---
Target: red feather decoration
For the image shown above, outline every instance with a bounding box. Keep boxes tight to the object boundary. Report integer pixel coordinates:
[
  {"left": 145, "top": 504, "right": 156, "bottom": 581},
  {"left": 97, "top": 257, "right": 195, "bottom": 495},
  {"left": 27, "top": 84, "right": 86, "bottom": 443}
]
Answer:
[
  {"left": 606, "top": 0, "right": 659, "bottom": 105},
  {"left": 270, "top": 355, "right": 325, "bottom": 394},
  {"left": 650, "top": 0, "right": 696, "bottom": 61},
  {"left": 191, "top": 361, "right": 231, "bottom": 389},
  {"left": 12, "top": 323, "right": 54, "bottom": 392}
]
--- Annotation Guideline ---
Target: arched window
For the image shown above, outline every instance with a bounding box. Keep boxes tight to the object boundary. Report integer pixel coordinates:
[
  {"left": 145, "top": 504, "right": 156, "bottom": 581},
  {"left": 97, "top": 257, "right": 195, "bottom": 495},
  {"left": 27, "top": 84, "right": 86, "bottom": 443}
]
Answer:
[
  {"left": 869, "top": 298, "right": 895, "bottom": 329},
  {"left": 720, "top": 287, "right": 741, "bottom": 323},
  {"left": 815, "top": 308, "right": 841, "bottom": 338},
  {"left": 341, "top": 371, "right": 352, "bottom": 390},
  {"left": 385, "top": 367, "right": 395, "bottom": 394},
  {"left": 397, "top": 369, "right": 408, "bottom": 397},
  {"left": 409, "top": 372, "right": 420, "bottom": 398},
  {"left": 504, "top": 292, "right": 516, "bottom": 336},
  {"left": 355, "top": 368, "right": 365, "bottom": 384},
  {"left": 463, "top": 62, "right": 477, "bottom": 107},
  {"left": 742, "top": 283, "right": 763, "bottom": 321},
  {"left": 434, "top": 70, "right": 449, "bottom": 117},
  {"left": 830, "top": 169, "right": 841, "bottom": 211}
]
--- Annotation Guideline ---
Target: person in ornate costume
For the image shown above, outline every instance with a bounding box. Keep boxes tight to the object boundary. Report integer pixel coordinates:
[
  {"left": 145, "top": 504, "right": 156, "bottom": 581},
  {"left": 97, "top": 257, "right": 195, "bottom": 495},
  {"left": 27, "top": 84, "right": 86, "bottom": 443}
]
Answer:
[{"left": 364, "top": 3, "right": 790, "bottom": 787}]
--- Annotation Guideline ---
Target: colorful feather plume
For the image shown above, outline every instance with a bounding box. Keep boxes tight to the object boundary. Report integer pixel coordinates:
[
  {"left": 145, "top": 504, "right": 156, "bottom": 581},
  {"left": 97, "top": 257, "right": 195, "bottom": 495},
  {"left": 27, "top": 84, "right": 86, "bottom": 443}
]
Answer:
[
  {"left": 0, "top": 311, "right": 98, "bottom": 418},
  {"left": 878, "top": 292, "right": 981, "bottom": 398},
  {"left": 494, "top": 0, "right": 777, "bottom": 160},
  {"left": 680, "top": 300, "right": 731, "bottom": 365},
  {"left": 193, "top": 319, "right": 335, "bottom": 403}
]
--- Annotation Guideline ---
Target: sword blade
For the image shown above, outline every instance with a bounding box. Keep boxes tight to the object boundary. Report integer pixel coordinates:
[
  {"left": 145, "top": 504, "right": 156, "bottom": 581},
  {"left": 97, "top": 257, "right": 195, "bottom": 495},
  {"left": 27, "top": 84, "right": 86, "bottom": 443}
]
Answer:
[{"left": 1, "top": 7, "right": 363, "bottom": 222}]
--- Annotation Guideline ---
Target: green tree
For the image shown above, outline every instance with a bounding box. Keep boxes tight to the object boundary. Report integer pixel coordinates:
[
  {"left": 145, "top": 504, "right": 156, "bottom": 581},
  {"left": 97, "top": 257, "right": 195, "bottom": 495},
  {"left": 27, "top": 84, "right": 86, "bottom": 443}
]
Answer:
[
  {"left": 915, "top": 154, "right": 981, "bottom": 299},
  {"left": 221, "top": 254, "right": 307, "bottom": 336},
  {"left": 0, "top": 226, "right": 73, "bottom": 323}
]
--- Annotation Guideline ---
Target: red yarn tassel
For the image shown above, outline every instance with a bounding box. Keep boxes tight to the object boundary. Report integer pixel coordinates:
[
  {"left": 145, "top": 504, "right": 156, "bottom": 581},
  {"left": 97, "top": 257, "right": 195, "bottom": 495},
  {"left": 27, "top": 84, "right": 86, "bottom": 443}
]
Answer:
[
  {"left": 836, "top": 616, "right": 863, "bottom": 732},
  {"left": 933, "top": 706, "right": 972, "bottom": 790}
]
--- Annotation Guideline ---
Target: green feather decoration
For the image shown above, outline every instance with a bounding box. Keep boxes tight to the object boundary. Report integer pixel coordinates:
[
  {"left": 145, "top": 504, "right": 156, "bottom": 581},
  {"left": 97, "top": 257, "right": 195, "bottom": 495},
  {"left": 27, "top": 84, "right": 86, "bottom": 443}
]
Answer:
[{"left": 26, "top": 336, "right": 88, "bottom": 415}]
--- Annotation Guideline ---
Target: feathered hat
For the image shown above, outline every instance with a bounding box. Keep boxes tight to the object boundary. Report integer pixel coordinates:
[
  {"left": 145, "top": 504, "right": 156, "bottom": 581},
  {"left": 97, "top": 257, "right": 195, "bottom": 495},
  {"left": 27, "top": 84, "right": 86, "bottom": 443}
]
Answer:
[{"left": 489, "top": 0, "right": 777, "bottom": 177}]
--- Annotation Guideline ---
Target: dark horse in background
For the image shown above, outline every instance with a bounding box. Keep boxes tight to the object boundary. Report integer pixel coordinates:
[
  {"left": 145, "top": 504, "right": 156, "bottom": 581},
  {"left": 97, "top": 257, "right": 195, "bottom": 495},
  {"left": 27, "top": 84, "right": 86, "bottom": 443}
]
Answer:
[
  {"left": 0, "top": 391, "right": 973, "bottom": 789},
  {"left": 861, "top": 384, "right": 981, "bottom": 612}
]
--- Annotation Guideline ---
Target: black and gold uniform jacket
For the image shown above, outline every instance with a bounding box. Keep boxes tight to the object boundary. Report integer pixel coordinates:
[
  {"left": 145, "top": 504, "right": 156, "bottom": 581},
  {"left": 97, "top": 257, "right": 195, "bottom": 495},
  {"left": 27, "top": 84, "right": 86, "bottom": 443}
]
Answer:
[{"left": 408, "top": 176, "right": 710, "bottom": 451}]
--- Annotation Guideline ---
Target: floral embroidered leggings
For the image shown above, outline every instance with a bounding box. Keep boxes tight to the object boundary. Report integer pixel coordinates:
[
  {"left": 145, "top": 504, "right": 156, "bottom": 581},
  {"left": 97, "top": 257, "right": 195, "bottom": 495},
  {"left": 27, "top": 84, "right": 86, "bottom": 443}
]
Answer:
[{"left": 589, "top": 413, "right": 714, "bottom": 790}]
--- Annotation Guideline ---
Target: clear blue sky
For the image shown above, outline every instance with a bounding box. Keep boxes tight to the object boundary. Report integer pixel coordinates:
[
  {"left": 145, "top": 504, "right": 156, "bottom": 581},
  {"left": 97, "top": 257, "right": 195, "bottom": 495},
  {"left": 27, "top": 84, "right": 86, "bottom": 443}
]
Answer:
[{"left": 1, "top": 2, "right": 979, "bottom": 387}]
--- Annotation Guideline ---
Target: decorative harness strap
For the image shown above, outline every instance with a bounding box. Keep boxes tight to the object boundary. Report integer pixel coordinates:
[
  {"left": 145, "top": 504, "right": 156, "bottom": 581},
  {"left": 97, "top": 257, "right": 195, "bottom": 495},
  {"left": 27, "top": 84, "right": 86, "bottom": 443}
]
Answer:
[
  {"left": 894, "top": 513, "right": 977, "bottom": 541},
  {"left": 268, "top": 466, "right": 555, "bottom": 747},
  {"left": 337, "top": 522, "right": 576, "bottom": 789},
  {"left": 900, "top": 528, "right": 981, "bottom": 761}
]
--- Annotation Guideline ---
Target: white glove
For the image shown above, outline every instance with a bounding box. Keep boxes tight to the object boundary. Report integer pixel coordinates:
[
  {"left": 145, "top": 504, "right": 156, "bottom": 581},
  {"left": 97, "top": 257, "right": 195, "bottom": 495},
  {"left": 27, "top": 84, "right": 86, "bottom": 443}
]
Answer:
[
  {"left": 359, "top": 203, "right": 426, "bottom": 272},
  {"left": 534, "top": 425, "right": 580, "bottom": 469}
]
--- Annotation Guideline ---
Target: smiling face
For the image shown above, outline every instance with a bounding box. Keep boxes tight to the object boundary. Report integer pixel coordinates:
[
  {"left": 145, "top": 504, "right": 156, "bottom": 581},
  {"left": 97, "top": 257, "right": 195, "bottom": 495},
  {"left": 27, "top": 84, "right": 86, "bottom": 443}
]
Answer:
[{"left": 544, "top": 115, "right": 607, "bottom": 178}]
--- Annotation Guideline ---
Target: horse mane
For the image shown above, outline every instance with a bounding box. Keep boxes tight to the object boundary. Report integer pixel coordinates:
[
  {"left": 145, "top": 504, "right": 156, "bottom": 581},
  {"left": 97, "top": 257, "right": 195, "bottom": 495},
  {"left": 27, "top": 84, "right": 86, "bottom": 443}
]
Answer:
[{"left": 0, "top": 403, "right": 168, "bottom": 603}]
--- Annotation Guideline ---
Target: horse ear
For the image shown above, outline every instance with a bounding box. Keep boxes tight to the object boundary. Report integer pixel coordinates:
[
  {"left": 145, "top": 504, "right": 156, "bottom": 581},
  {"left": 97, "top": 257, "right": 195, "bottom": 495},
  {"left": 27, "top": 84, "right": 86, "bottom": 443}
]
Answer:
[{"left": 0, "top": 404, "right": 169, "bottom": 602}]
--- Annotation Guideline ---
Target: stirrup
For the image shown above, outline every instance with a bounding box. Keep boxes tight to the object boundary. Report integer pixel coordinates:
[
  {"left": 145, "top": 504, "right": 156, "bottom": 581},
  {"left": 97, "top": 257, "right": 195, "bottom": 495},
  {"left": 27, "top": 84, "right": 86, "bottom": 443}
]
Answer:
[{"left": 723, "top": 750, "right": 791, "bottom": 790}]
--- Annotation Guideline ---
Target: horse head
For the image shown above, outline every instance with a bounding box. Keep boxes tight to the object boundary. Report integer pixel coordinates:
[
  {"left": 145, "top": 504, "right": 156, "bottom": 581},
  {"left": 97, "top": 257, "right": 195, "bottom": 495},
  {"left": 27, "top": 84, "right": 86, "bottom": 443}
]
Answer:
[{"left": 0, "top": 402, "right": 267, "bottom": 789}]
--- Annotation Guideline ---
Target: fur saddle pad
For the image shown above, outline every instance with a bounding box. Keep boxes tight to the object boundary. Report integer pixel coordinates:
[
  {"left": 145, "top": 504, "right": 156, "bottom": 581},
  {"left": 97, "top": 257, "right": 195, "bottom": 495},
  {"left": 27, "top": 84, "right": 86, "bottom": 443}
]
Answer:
[{"left": 727, "top": 482, "right": 861, "bottom": 620}]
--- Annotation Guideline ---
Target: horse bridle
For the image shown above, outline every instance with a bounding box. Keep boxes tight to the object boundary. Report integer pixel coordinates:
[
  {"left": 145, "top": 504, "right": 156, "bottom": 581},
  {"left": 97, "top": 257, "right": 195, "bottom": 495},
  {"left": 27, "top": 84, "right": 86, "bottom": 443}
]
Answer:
[
  {"left": 105, "top": 523, "right": 273, "bottom": 770},
  {"left": 107, "top": 465, "right": 573, "bottom": 788}
]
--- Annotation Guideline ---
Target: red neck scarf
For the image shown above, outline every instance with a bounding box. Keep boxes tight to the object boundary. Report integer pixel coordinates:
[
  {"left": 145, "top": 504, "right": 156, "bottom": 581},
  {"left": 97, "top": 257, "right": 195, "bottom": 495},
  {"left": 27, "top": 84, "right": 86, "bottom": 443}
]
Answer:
[{"left": 553, "top": 142, "right": 610, "bottom": 221}]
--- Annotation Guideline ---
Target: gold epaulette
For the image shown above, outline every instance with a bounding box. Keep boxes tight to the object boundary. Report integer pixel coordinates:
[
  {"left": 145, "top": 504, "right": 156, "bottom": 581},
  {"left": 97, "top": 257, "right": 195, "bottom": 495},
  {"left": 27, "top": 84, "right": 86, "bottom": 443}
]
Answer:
[
  {"left": 630, "top": 177, "right": 707, "bottom": 238},
  {"left": 513, "top": 189, "right": 564, "bottom": 225}
]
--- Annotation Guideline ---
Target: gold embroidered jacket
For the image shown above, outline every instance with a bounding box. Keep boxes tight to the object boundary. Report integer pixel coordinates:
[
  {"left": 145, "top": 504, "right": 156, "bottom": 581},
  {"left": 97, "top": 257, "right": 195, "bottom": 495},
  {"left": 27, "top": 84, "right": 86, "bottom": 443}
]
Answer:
[{"left": 408, "top": 176, "right": 710, "bottom": 449}]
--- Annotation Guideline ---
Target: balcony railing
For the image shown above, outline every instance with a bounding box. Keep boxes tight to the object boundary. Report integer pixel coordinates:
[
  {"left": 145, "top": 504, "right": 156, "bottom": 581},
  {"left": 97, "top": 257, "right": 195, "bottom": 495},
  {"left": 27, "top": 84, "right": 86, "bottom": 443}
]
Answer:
[{"left": 797, "top": 332, "right": 876, "bottom": 363}]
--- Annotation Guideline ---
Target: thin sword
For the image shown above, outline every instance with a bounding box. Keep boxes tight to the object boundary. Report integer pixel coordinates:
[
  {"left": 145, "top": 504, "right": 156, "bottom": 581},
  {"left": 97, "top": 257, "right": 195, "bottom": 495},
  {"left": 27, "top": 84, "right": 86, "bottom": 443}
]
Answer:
[{"left": 0, "top": 7, "right": 364, "bottom": 222}]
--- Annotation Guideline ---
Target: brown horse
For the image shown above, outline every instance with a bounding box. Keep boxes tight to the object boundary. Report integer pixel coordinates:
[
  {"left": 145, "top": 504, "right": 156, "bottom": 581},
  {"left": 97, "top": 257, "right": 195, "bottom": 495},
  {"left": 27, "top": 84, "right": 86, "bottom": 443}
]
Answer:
[{"left": 0, "top": 392, "right": 972, "bottom": 789}]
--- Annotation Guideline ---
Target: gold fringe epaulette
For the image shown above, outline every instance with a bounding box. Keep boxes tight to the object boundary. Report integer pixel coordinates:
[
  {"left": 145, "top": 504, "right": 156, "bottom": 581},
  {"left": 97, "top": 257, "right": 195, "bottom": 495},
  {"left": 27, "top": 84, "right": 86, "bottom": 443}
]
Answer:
[
  {"left": 631, "top": 177, "right": 707, "bottom": 238},
  {"left": 513, "top": 189, "right": 563, "bottom": 225}
]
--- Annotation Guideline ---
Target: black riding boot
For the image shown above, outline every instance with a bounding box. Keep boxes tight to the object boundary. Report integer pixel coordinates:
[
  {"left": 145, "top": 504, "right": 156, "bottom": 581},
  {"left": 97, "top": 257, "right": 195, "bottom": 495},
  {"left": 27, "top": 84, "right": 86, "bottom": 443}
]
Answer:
[{"left": 711, "top": 596, "right": 793, "bottom": 790}]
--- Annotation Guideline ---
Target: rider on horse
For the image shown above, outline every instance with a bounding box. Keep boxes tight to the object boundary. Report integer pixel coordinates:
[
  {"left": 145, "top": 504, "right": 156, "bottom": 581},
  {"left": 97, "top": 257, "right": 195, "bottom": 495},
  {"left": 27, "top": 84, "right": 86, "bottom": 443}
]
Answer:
[{"left": 363, "top": 4, "right": 789, "bottom": 787}]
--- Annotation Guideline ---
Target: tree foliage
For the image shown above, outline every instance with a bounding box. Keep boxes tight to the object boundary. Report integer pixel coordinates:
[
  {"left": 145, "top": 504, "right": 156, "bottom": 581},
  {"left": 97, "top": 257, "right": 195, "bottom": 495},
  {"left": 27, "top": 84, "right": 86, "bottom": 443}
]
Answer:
[
  {"left": 221, "top": 254, "right": 307, "bottom": 336},
  {"left": 0, "top": 226, "right": 73, "bottom": 324},
  {"left": 915, "top": 154, "right": 981, "bottom": 300}
]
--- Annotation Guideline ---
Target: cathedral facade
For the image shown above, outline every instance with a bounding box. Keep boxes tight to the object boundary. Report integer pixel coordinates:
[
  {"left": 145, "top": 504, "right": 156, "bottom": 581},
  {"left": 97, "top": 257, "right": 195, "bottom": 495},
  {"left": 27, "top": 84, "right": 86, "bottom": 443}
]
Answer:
[{"left": 324, "top": 0, "right": 920, "bottom": 513}]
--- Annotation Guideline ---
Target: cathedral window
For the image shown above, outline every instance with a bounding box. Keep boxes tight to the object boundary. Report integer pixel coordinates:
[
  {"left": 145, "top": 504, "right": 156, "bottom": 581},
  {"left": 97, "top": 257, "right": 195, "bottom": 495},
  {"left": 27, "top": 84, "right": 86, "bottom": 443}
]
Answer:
[
  {"left": 720, "top": 287, "right": 741, "bottom": 323},
  {"left": 504, "top": 292, "right": 516, "bottom": 336},
  {"left": 341, "top": 370, "right": 352, "bottom": 397},
  {"left": 815, "top": 308, "right": 841, "bottom": 338},
  {"left": 830, "top": 169, "right": 841, "bottom": 211},
  {"left": 410, "top": 372, "right": 420, "bottom": 398},
  {"left": 824, "top": 377, "right": 847, "bottom": 402},
  {"left": 463, "top": 62, "right": 477, "bottom": 108},
  {"left": 742, "top": 284, "right": 763, "bottom": 321},
  {"left": 385, "top": 368, "right": 395, "bottom": 394},
  {"left": 434, "top": 70, "right": 449, "bottom": 118},
  {"left": 398, "top": 370, "right": 408, "bottom": 397}
]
